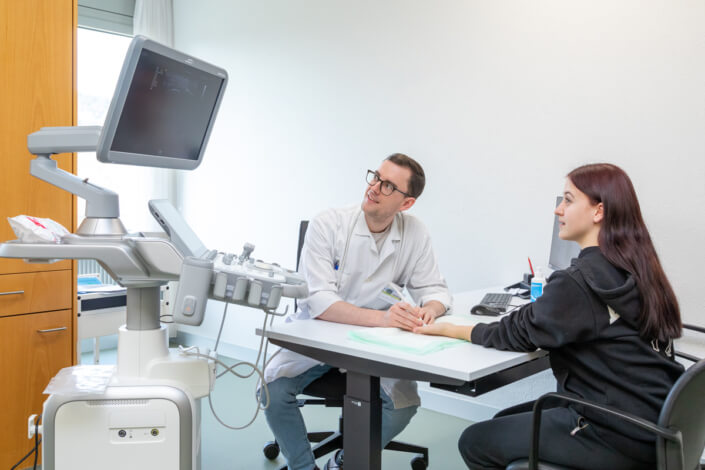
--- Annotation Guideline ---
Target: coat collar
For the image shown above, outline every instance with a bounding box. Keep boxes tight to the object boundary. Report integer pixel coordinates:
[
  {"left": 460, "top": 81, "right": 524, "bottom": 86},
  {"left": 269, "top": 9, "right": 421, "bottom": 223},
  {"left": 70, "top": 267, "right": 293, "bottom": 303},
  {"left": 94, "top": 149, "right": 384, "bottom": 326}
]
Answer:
[
  {"left": 353, "top": 211, "right": 403, "bottom": 259},
  {"left": 353, "top": 211, "right": 403, "bottom": 240}
]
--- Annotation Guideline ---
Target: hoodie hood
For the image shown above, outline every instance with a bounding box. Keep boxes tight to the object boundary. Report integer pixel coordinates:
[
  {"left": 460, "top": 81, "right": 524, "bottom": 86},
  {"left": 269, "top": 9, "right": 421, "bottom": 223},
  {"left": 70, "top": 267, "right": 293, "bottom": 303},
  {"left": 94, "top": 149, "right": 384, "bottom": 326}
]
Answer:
[{"left": 571, "top": 246, "right": 642, "bottom": 330}]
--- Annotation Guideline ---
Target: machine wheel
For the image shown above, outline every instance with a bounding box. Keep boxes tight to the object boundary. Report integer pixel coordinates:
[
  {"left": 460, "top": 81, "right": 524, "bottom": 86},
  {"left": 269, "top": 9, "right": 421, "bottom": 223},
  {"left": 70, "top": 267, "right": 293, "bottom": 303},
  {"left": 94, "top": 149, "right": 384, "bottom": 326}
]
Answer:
[
  {"left": 410, "top": 454, "right": 428, "bottom": 470},
  {"left": 263, "top": 441, "right": 280, "bottom": 460}
]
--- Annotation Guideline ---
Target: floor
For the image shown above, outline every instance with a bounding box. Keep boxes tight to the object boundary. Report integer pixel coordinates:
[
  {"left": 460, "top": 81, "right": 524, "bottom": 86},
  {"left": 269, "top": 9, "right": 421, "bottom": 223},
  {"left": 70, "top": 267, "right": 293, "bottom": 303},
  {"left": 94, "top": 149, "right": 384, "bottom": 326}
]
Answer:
[{"left": 80, "top": 346, "right": 472, "bottom": 469}]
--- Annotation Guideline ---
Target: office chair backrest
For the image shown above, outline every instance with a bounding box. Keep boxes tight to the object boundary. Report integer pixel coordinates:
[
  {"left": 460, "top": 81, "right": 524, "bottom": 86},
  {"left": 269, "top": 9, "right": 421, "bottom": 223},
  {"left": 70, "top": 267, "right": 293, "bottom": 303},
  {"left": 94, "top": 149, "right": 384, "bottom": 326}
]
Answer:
[
  {"left": 294, "top": 220, "right": 309, "bottom": 312},
  {"left": 657, "top": 358, "right": 705, "bottom": 470},
  {"left": 296, "top": 220, "right": 309, "bottom": 270}
]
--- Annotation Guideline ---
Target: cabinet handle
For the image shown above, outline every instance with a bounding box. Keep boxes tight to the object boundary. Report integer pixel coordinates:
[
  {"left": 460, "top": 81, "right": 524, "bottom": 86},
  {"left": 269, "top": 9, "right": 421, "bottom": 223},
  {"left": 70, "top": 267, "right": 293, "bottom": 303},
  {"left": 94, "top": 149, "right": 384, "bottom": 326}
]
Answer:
[
  {"left": 0, "top": 290, "right": 25, "bottom": 296},
  {"left": 37, "top": 327, "right": 68, "bottom": 334}
]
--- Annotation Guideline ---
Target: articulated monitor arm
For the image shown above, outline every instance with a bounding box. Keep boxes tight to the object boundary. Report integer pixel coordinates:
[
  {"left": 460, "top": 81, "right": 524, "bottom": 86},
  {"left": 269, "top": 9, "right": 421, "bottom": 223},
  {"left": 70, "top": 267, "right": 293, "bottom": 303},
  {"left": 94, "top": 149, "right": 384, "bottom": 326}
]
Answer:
[{"left": 27, "top": 126, "right": 121, "bottom": 220}]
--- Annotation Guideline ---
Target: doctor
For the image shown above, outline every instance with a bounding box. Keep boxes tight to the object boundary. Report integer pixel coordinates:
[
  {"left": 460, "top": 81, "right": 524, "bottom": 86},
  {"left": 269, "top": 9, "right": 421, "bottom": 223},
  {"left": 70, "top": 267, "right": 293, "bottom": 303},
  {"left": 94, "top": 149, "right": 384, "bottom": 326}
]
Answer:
[{"left": 263, "top": 153, "right": 452, "bottom": 470}]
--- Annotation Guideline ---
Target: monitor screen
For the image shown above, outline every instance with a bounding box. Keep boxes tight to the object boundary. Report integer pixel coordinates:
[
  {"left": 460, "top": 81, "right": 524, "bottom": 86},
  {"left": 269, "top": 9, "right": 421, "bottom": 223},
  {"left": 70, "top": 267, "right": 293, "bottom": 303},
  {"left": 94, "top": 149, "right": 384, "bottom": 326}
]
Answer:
[
  {"left": 148, "top": 199, "right": 208, "bottom": 258},
  {"left": 548, "top": 196, "right": 581, "bottom": 270},
  {"left": 97, "top": 36, "right": 227, "bottom": 170}
]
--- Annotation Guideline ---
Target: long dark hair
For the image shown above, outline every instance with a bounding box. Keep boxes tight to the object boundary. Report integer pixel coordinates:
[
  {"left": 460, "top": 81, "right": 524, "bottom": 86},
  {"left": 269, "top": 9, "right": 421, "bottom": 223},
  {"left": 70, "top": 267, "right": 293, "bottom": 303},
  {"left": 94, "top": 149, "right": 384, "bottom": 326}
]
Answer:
[{"left": 568, "top": 163, "right": 681, "bottom": 341}]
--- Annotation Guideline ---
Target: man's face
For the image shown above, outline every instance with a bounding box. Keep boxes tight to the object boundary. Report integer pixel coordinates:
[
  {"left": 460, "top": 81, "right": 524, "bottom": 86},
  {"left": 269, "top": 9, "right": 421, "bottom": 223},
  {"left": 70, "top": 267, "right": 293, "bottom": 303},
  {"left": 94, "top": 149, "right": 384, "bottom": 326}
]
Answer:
[{"left": 361, "top": 160, "right": 415, "bottom": 221}]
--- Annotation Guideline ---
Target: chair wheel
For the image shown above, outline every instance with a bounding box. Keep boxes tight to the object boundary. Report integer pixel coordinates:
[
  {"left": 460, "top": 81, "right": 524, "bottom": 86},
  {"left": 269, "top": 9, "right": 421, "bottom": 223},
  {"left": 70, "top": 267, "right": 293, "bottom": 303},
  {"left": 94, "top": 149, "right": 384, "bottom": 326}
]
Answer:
[
  {"left": 263, "top": 440, "right": 280, "bottom": 460},
  {"left": 410, "top": 454, "right": 427, "bottom": 470}
]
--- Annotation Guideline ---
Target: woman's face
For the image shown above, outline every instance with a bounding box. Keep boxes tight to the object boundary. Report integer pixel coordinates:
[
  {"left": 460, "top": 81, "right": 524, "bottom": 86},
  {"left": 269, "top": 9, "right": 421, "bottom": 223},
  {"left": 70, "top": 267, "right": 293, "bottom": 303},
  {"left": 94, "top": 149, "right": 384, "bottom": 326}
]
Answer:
[{"left": 555, "top": 178, "right": 603, "bottom": 248}]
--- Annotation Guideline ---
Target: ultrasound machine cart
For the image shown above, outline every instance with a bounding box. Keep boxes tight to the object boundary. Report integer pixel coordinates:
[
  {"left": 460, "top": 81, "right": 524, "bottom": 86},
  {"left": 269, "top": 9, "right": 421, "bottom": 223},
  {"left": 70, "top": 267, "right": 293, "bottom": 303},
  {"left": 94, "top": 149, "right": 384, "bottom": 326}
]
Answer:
[{"left": 0, "top": 36, "right": 307, "bottom": 470}]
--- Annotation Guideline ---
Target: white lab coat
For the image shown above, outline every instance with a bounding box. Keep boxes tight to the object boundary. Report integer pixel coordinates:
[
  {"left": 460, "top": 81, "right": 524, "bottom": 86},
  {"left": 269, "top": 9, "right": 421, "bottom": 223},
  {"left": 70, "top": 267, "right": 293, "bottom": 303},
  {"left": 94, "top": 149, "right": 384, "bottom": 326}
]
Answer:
[{"left": 264, "top": 205, "right": 452, "bottom": 408}]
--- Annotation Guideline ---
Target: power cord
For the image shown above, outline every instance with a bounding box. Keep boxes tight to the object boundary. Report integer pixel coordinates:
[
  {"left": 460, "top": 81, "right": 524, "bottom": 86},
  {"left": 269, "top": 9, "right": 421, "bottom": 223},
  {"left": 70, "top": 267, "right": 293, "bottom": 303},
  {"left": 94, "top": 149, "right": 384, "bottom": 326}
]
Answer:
[
  {"left": 213, "top": 302, "right": 229, "bottom": 352},
  {"left": 11, "top": 414, "right": 41, "bottom": 470},
  {"left": 179, "top": 298, "right": 290, "bottom": 431},
  {"left": 218, "top": 312, "right": 271, "bottom": 380},
  {"left": 177, "top": 346, "right": 269, "bottom": 430}
]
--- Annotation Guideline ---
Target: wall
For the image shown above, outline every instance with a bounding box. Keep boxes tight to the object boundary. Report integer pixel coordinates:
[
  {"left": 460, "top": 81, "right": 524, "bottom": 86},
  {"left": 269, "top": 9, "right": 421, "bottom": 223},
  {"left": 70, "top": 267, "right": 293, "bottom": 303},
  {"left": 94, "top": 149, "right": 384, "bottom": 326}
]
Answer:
[{"left": 172, "top": 0, "right": 705, "bottom": 416}]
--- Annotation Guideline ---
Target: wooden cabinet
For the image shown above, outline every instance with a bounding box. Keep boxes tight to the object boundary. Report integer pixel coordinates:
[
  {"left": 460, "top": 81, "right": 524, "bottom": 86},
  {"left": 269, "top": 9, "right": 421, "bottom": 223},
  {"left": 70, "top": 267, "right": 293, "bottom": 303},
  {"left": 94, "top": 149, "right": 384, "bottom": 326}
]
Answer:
[
  {"left": 0, "top": 0, "right": 75, "bottom": 275},
  {"left": 0, "top": 271, "right": 73, "bottom": 317},
  {"left": 0, "top": 1, "right": 77, "bottom": 468},
  {"left": 0, "top": 310, "right": 73, "bottom": 467}
]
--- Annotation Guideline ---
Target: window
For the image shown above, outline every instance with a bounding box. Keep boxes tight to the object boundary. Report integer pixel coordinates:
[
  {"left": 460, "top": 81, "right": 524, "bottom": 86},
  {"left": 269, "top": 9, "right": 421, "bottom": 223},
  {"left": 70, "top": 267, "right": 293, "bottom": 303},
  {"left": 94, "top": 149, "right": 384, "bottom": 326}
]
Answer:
[
  {"left": 76, "top": 28, "right": 131, "bottom": 284},
  {"left": 77, "top": 27, "right": 170, "bottom": 235},
  {"left": 78, "top": 0, "right": 135, "bottom": 36},
  {"left": 78, "top": 28, "right": 131, "bottom": 127}
]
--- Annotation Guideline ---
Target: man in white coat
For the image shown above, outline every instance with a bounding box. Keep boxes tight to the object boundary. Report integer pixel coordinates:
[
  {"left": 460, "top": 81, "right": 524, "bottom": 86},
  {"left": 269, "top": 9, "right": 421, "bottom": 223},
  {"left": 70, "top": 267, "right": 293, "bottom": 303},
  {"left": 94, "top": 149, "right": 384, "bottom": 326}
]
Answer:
[{"left": 263, "top": 153, "right": 452, "bottom": 470}]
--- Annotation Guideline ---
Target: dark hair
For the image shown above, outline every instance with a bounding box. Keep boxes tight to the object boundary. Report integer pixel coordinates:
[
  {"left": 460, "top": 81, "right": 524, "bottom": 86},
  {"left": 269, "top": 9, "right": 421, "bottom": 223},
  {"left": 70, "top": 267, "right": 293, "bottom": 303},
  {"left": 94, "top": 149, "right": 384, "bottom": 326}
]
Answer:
[
  {"left": 385, "top": 153, "right": 425, "bottom": 198},
  {"left": 568, "top": 163, "right": 681, "bottom": 341}
]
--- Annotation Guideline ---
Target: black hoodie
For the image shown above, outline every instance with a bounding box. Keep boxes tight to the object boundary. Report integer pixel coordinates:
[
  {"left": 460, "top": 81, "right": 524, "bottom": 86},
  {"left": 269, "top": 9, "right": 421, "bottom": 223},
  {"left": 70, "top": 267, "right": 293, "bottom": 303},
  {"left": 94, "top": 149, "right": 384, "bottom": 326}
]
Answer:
[{"left": 471, "top": 247, "right": 684, "bottom": 461}]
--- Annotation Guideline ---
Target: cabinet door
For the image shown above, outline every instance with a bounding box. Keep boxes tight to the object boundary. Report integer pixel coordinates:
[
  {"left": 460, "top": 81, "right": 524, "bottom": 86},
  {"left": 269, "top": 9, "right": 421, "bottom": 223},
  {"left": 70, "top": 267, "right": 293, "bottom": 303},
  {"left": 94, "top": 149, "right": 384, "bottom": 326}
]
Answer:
[
  {"left": 0, "top": 0, "right": 76, "bottom": 275},
  {"left": 0, "top": 309, "right": 72, "bottom": 469}
]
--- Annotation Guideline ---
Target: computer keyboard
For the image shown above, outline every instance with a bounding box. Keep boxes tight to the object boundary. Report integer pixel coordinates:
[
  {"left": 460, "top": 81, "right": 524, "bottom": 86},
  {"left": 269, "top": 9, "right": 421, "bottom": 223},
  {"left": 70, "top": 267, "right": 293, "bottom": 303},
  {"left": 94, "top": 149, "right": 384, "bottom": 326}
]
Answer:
[{"left": 479, "top": 292, "right": 513, "bottom": 311}]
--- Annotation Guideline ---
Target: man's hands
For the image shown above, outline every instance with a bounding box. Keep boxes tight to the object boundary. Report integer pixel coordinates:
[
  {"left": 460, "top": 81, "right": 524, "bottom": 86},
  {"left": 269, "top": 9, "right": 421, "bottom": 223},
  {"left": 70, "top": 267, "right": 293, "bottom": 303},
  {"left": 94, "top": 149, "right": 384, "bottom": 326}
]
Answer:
[
  {"left": 383, "top": 301, "right": 444, "bottom": 331},
  {"left": 318, "top": 300, "right": 447, "bottom": 331},
  {"left": 383, "top": 302, "right": 423, "bottom": 331},
  {"left": 418, "top": 305, "right": 439, "bottom": 325}
]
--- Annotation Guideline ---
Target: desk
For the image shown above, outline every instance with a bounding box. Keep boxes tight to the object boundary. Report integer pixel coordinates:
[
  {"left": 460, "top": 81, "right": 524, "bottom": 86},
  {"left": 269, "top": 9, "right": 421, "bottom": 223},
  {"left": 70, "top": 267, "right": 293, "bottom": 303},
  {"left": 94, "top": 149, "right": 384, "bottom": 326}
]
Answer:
[{"left": 259, "top": 288, "right": 548, "bottom": 470}]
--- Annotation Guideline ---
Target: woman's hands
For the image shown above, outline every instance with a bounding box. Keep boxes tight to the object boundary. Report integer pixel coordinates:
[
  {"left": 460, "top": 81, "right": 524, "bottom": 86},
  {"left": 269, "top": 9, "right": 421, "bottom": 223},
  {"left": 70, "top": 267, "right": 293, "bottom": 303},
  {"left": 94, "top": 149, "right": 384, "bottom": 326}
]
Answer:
[{"left": 414, "top": 322, "right": 473, "bottom": 341}]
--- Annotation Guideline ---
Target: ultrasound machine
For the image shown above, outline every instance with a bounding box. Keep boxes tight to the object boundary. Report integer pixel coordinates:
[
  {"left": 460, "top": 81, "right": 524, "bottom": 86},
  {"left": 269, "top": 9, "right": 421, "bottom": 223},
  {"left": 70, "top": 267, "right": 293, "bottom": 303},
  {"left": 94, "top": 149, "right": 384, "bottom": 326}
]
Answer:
[{"left": 0, "top": 36, "right": 307, "bottom": 470}]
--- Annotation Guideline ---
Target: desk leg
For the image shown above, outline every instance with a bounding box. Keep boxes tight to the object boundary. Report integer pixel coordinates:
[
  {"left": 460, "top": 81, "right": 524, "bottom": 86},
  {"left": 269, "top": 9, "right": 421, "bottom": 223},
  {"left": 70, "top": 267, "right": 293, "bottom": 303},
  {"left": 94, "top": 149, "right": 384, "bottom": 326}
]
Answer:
[{"left": 344, "top": 371, "right": 381, "bottom": 470}]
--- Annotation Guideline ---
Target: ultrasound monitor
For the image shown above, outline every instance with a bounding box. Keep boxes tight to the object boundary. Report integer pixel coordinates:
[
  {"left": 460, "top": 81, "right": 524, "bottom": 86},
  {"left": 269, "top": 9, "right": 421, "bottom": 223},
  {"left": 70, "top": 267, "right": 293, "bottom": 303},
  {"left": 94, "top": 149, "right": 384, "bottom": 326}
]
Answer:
[
  {"left": 548, "top": 196, "right": 581, "bottom": 270},
  {"left": 96, "top": 35, "right": 227, "bottom": 170}
]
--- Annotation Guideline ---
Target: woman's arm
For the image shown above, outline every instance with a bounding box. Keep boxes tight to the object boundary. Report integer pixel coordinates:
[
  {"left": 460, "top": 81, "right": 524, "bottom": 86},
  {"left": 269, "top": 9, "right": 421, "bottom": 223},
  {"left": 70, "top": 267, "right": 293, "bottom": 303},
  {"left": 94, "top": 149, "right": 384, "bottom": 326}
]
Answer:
[
  {"left": 414, "top": 322, "right": 473, "bottom": 341},
  {"left": 415, "top": 270, "right": 596, "bottom": 351}
]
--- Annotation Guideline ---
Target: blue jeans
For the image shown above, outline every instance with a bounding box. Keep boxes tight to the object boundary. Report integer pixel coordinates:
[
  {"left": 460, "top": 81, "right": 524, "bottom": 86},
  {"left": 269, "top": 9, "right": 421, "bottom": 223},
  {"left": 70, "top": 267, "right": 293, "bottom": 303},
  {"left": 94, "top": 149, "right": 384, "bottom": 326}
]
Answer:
[{"left": 262, "top": 364, "right": 418, "bottom": 470}]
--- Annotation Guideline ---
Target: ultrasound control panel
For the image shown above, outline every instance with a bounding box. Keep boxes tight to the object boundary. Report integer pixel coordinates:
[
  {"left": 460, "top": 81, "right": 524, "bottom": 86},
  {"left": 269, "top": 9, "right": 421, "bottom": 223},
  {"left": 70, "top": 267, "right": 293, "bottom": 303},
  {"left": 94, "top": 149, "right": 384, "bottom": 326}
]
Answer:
[{"left": 173, "top": 243, "right": 308, "bottom": 326}]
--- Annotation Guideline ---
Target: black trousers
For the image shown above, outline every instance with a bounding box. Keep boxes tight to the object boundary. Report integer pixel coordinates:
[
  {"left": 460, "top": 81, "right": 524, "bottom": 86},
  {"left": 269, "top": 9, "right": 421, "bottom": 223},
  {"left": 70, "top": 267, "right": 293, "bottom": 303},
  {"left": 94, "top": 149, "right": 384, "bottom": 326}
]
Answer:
[{"left": 458, "top": 401, "right": 652, "bottom": 470}]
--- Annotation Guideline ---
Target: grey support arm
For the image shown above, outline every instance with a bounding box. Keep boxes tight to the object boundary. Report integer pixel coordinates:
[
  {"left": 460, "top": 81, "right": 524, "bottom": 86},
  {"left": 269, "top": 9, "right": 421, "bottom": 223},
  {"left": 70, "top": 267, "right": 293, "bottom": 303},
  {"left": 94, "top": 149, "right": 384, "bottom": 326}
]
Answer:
[{"left": 27, "top": 126, "right": 120, "bottom": 218}]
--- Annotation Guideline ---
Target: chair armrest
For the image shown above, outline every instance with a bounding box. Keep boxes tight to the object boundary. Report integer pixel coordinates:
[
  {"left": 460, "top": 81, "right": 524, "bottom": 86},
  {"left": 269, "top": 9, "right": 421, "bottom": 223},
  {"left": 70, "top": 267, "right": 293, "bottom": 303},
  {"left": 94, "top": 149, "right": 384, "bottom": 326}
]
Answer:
[
  {"left": 676, "top": 351, "right": 701, "bottom": 362},
  {"left": 677, "top": 324, "right": 705, "bottom": 362},
  {"left": 527, "top": 392, "right": 683, "bottom": 470},
  {"left": 683, "top": 324, "right": 705, "bottom": 335}
]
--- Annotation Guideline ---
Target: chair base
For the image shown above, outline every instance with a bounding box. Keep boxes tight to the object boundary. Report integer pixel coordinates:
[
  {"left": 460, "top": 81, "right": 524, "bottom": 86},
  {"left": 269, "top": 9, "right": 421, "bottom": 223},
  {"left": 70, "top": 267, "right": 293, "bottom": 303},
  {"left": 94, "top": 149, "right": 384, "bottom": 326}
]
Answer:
[
  {"left": 273, "top": 429, "right": 343, "bottom": 470},
  {"left": 270, "top": 432, "right": 429, "bottom": 470},
  {"left": 265, "top": 367, "right": 429, "bottom": 469},
  {"left": 310, "top": 430, "right": 343, "bottom": 461}
]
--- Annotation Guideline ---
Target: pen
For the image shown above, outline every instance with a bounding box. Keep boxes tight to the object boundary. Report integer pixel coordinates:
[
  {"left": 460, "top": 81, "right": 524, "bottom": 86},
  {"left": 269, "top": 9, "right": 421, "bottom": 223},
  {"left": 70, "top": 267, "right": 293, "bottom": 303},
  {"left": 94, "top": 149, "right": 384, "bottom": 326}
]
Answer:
[
  {"left": 528, "top": 257, "right": 535, "bottom": 276},
  {"left": 391, "top": 284, "right": 412, "bottom": 306}
]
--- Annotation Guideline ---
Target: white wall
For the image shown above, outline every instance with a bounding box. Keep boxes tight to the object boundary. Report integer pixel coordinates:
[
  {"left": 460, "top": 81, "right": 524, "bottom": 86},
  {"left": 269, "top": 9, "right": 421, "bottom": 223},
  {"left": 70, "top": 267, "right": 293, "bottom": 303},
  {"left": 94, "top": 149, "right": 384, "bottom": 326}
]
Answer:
[{"left": 171, "top": 0, "right": 705, "bottom": 412}]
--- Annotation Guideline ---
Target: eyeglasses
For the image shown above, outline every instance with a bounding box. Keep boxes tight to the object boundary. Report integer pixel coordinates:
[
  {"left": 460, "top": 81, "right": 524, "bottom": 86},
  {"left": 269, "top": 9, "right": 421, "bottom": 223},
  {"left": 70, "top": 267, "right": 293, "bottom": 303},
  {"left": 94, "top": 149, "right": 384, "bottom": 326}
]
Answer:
[{"left": 366, "top": 170, "right": 412, "bottom": 197}]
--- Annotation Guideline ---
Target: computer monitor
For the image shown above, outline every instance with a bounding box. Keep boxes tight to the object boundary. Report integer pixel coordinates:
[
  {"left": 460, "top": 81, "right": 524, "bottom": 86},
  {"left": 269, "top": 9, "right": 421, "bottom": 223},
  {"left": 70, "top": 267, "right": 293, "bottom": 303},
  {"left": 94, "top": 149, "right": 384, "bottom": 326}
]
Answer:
[
  {"left": 548, "top": 196, "right": 581, "bottom": 270},
  {"left": 96, "top": 36, "right": 228, "bottom": 170}
]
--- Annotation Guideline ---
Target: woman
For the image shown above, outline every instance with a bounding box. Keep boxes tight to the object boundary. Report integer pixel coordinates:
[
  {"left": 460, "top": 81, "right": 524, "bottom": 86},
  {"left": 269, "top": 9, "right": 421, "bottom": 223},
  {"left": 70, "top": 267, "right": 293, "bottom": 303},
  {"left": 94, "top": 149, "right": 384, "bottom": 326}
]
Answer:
[{"left": 416, "top": 163, "right": 684, "bottom": 469}]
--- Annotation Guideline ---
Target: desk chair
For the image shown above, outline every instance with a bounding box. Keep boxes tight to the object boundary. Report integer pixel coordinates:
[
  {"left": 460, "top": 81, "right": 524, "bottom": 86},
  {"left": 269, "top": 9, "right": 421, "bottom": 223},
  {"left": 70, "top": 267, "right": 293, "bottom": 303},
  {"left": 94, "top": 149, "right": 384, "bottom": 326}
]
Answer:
[
  {"left": 508, "top": 324, "right": 705, "bottom": 470},
  {"left": 262, "top": 221, "right": 429, "bottom": 470}
]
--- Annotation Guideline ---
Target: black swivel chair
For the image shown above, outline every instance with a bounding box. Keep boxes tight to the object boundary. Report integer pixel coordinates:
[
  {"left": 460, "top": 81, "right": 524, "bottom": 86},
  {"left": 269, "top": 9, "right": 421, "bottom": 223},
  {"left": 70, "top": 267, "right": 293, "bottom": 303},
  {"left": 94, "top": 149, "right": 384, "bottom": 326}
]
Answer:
[
  {"left": 262, "top": 220, "right": 429, "bottom": 470},
  {"left": 507, "top": 324, "right": 705, "bottom": 470}
]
